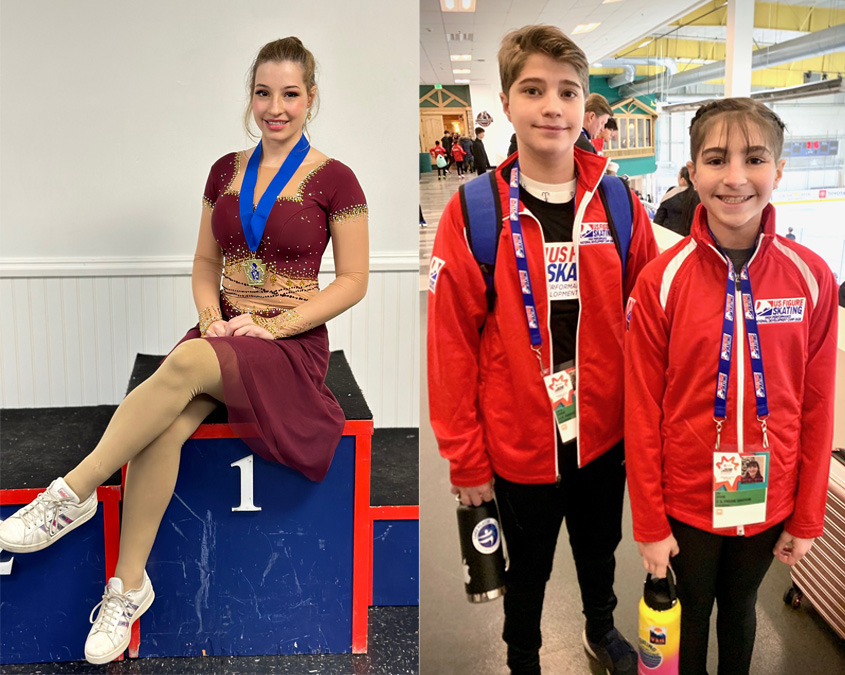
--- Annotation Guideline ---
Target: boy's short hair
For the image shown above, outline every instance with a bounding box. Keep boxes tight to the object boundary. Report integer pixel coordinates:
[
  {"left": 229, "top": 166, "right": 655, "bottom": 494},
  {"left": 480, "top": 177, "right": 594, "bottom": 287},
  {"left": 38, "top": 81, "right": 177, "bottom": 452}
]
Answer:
[
  {"left": 585, "top": 93, "right": 613, "bottom": 117},
  {"left": 498, "top": 25, "right": 590, "bottom": 97},
  {"left": 604, "top": 117, "right": 618, "bottom": 131},
  {"left": 475, "top": 127, "right": 485, "bottom": 136}
]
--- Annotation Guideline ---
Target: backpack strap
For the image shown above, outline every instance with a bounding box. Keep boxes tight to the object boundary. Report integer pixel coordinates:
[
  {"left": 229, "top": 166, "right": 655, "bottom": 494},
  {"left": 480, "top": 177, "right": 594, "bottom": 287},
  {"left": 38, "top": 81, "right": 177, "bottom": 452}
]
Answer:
[
  {"left": 460, "top": 170, "right": 502, "bottom": 312},
  {"left": 596, "top": 174, "right": 634, "bottom": 279}
]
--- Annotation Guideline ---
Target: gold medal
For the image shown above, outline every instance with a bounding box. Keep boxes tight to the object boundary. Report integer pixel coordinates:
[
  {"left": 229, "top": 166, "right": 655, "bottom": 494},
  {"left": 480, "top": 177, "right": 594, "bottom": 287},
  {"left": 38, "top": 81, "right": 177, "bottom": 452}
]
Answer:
[{"left": 242, "top": 258, "right": 267, "bottom": 286}]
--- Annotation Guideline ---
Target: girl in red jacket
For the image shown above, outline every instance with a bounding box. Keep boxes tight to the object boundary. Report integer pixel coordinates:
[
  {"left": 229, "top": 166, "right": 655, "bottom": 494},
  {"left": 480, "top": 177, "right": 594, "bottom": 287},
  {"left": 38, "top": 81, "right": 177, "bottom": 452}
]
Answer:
[
  {"left": 625, "top": 98, "right": 837, "bottom": 675},
  {"left": 450, "top": 140, "right": 466, "bottom": 178}
]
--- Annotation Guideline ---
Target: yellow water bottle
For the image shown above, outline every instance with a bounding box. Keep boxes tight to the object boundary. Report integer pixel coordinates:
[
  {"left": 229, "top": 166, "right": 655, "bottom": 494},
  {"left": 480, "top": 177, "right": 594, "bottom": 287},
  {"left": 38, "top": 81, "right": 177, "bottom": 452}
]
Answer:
[{"left": 638, "top": 567, "right": 681, "bottom": 674}]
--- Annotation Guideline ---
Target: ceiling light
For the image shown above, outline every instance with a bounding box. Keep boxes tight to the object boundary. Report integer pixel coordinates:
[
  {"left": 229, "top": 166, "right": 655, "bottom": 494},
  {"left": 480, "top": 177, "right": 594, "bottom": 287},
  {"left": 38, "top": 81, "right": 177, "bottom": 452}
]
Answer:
[
  {"left": 453, "top": 69, "right": 471, "bottom": 74},
  {"left": 451, "top": 54, "right": 472, "bottom": 62},
  {"left": 602, "top": 0, "right": 627, "bottom": 3},
  {"left": 572, "top": 23, "right": 601, "bottom": 35},
  {"left": 440, "top": 0, "right": 476, "bottom": 11},
  {"left": 592, "top": 62, "right": 603, "bottom": 68},
  {"left": 455, "top": 79, "right": 470, "bottom": 84},
  {"left": 639, "top": 40, "right": 652, "bottom": 48}
]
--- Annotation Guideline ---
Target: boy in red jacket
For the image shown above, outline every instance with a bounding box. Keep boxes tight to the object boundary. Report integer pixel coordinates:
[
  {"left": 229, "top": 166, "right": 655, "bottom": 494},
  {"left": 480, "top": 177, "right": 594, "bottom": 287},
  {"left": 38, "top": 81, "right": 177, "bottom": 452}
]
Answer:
[{"left": 427, "top": 25, "right": 658, "bottom": 675}]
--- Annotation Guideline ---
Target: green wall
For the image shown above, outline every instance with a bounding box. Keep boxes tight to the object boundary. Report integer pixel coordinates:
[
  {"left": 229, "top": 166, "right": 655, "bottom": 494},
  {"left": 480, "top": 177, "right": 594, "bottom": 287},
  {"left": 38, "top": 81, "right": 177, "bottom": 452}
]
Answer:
[{"left": 420, "top": 85, "right": 472, "bottom": 107}]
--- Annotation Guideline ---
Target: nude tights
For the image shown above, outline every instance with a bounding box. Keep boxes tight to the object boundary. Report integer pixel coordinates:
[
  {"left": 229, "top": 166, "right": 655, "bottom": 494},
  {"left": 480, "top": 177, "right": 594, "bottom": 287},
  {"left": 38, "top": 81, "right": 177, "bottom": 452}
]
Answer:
[{"left": 63, "top": 339, "right": 225, "bottom": 590}]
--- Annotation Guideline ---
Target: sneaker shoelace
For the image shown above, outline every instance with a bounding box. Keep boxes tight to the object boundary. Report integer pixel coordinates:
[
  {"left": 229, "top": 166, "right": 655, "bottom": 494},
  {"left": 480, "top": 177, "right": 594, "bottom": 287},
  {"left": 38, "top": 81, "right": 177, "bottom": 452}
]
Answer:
[
  {"left": 89, "top": 589, "right": 132, "bottom": 635},
  {"left": 18, "top": 491, "right": 74, "bottom": 537}
]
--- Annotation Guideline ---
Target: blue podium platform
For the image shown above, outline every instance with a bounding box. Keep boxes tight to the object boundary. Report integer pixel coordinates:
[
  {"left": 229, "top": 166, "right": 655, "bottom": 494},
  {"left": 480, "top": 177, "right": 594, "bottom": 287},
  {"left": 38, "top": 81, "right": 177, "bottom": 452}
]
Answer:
[
  {"left": 0, "top": 487, "right": 121, "bottom": 665},
  {"left": 372, "top": 519, "right": 419, "bottom": 606},
  {"left": 139, "top": 437, "right": 356, "bottom": 657}
]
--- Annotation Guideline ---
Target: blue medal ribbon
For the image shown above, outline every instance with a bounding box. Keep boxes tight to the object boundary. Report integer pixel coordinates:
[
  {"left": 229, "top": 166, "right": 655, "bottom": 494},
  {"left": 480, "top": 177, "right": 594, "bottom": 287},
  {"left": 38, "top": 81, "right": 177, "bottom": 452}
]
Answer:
[
  {"left": 239, "top": 134, "right": 311, "bottom": 252},
  {"left": 508, "top": 164, "right": 543, "bottom": 349},
  {"left": 713, "top": 242, "right": 769, "bottom": 447}
]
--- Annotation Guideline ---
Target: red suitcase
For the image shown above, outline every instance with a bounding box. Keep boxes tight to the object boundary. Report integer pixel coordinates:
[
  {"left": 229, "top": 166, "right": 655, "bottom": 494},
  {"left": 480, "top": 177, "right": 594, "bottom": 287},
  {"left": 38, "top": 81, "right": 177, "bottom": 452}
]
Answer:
[{"left": 784, "top": 449, "right": 845, "bottom": 639}]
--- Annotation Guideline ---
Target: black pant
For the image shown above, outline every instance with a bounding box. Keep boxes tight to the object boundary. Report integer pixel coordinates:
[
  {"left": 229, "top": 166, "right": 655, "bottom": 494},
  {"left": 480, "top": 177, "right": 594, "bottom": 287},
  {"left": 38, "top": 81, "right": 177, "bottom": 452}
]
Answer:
[
  {"left": 495, "top": 440, "right": 627, "bottom": 674},
  {"left": 669, "top": 517, "right": 783, "bottom": 675},
  {"left": 455, "top": 160, "right": 464, "bottom": 176}
]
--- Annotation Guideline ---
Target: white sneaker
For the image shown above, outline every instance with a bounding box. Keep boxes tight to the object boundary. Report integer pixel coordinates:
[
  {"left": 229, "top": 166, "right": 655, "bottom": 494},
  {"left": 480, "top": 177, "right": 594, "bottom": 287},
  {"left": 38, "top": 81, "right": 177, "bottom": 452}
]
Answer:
[
  {"left": 85, "top": 572, "right": 155, "bottom": 664},
  {"left": 0, "top": 477, "right": 97, "bottom": 553}
]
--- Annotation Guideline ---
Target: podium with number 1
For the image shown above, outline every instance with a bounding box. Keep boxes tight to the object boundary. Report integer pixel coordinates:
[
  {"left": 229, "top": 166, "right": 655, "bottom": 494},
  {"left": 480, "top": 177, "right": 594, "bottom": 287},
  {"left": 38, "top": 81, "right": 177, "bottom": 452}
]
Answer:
[{"left": 124, "top": 351, "right": 373, "bottom": 658}]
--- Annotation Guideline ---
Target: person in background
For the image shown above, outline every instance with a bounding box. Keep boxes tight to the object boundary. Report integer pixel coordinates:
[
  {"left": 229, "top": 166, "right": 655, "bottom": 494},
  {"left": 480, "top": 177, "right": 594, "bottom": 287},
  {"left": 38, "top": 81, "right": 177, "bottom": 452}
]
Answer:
[
  {"left": 460, "top": 135, "right": 475, "bottom": 173},
  {"left": 593, "top": 117, "right": 617, "bottom": 155},
  {"left": 442, "top": 130, "right": 454, "bottom": 170},
  {"left": 450, "top": 139, "right": 467, "bottom": 179},
  {"left": 431, "top": 140, "right": 448, "bottom": 180},
  {"left": 576, "top": 93, "right": 612, "bottom": 155},
  {"left": 785, "top": 226, "right": 796, "bottom": 240},
  {"left": 473, "top": 127, "right": 491, "bottom": 175},
  {"left": 653, "top": 166, "right": 699, "bottom": 236},
  {"left": 508, "top": 132, "right": 518, "bottom": 157}
]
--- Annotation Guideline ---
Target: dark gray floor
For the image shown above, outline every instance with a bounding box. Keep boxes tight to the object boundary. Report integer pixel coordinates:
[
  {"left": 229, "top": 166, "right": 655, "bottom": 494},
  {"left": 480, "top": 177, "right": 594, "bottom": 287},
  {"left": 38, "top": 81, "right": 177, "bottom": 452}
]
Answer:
[
  {"left": 0, "top": 606, "right": 417, "bottom": 674},
  {"left": 419, "top": 282, "right": 845, "bottom": 675}
]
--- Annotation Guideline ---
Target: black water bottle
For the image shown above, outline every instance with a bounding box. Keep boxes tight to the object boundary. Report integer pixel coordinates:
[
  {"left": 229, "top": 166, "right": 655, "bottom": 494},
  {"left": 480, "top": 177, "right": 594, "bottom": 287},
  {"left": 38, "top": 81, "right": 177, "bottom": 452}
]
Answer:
[{"left": 457, "top": 499, "right": 506, "bottom": 602}]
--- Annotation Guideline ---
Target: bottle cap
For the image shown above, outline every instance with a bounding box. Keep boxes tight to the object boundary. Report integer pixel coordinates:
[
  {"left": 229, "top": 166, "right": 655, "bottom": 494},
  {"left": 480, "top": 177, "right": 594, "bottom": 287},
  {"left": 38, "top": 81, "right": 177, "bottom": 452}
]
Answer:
[{"left": 644, "top": 568, "right": 678, "bottom": 611}]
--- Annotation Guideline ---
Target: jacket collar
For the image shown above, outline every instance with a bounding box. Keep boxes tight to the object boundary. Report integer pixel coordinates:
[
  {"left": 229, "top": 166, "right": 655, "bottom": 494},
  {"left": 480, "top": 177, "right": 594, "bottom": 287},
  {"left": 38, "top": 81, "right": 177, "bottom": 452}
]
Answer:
[
  {"left": 690, "top": 203, "right": 777, "bottom": 249},
  {"left": 496, "top": 147, "right": 609, "bottom": 205}
]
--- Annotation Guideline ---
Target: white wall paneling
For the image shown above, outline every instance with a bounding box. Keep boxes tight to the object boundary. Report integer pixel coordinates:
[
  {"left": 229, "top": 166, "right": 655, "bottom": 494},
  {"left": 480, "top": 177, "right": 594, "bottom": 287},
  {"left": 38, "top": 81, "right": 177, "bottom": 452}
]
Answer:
[{"left": 0, "top": 265, "right": 419, "bottom": 428}]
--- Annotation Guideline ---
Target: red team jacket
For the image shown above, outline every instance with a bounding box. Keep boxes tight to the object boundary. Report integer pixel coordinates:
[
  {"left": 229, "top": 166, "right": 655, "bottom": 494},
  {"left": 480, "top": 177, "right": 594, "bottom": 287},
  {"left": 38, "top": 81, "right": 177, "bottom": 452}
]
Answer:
[
  {"left": 625, "top": 204, "right": 837, "bottom": 541},
  {"left": 428, "top": 149, "right": 658, "bottom": 487}
]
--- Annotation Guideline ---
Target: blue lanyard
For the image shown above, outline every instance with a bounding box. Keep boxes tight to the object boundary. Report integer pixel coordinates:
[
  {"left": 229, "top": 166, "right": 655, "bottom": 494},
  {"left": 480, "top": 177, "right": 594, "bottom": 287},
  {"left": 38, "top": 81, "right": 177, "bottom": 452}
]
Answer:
[
  {"left": 713, "top": 248, "right": 769, "bottom": 448},
  {"left": 508, "top": 164, "right": 543, "bottom": 350},
  {"left": 239, "top": 134, "right": 311, "bottom": 252}
]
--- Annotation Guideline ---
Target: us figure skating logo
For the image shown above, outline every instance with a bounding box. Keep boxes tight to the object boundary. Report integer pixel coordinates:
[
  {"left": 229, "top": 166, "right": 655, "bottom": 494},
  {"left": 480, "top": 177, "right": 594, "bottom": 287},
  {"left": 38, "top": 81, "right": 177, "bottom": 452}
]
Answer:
[
  {"left": 519, "top": 270, "right": 531, "bottom": 295},
  {"left": 429, "top": 257, "right": 445, "bottom": 293},
  {"left": 526, "top": 306, "right": 538, "bottom": 329},
  {"left": 472, "top": 518, "right": 501, "bottom": 554},
  {"left": 717, "top": 373, "right": 728, "bottom": 400},
  {"left": 720, "top": 333, "right": 732, "bottom": 361},
  {"left": 753, "top": 372, "right": 766, "bottom": 398},
  {"left": 748, "top": 333, "right": 761, "bottom": 359},
  {"left": 579, "top": 222, "right": 614, "bottom": 245},
  {"left": 742, "top": 294, "right": 755, "bottom": 320},
  {"left": 724, "top": 295, "right": 734, "bottom": 321},
  {"left": 754, "top": 298, "right": 806, "bottom": 324},
  {"left": 512, "top": 233, "right": 525, "bottom": 258}
]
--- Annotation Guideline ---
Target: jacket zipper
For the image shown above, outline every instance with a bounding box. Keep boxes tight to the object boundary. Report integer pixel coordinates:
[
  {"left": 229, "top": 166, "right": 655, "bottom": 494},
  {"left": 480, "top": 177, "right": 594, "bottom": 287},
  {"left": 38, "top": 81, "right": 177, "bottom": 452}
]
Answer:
[
  {"left": 735, "top": 235, "right": 765, "bottom": 536},
  {"left": 521, "top": 180, "right": 599, "bottom": 485},
  {"left": 735, "top": 277, "right": 745, "bottom": 456},
  {"left": 572, "top": 188, "right": 596, "bottom": 471},
  {"left": 713, "top": 236, "right": 764, "bottom": 537}
]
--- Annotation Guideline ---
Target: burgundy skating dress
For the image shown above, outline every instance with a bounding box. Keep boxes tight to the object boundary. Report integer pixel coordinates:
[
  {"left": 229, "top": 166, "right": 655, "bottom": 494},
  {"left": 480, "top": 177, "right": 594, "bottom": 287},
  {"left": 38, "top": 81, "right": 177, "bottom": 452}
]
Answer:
[{"left": 173, "top": 152, "right": 367, "bottom": 481}]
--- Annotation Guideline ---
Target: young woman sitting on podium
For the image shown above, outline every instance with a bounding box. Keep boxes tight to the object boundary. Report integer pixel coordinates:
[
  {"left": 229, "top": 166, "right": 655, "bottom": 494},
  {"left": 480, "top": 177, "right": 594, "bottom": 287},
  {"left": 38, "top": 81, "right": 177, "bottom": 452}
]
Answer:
[{"left": 0, "top": 37, "right": 368, "bottom": 664}]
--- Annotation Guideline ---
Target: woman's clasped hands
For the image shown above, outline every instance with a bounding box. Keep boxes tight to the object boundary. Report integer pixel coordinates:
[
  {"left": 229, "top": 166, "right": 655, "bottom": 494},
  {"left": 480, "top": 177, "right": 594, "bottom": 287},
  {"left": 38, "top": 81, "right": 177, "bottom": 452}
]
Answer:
[{"left": 203, "top": 315, "right": 274, "bottom": 340}]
